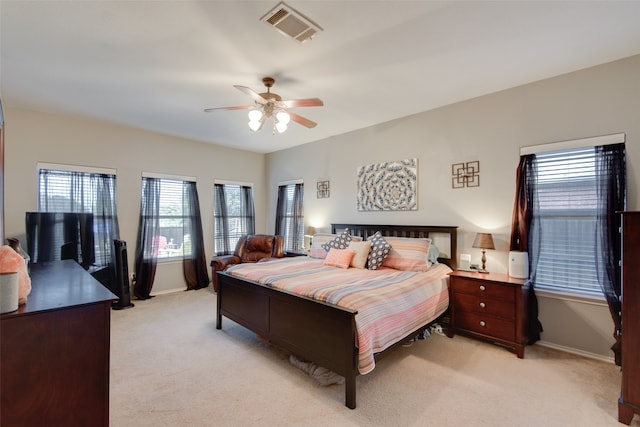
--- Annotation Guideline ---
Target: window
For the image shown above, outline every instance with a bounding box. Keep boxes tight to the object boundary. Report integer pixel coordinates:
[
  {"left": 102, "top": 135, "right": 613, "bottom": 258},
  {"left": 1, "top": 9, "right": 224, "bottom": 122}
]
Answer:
[
  {"left": 213, "top": 183, "right": 255, "bottom": 255},
  {"left": 532, "top": 147, "right": 600, "bottom": 294},
  {"left": 275, "top": 182, "right": 304, "bottom": 253},
  {"left": 37, "top": 165, "right": 119, "bottom": 268},
  {"left": 140, "top": 177, "right": 194, "bottom": 260},
  {"left": 521, "top": 134, "right": 626, "bottom": 297}
]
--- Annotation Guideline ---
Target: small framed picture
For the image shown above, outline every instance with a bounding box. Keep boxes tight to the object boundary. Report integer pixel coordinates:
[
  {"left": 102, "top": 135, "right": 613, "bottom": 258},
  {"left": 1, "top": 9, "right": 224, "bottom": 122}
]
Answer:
[{"left": 317, "top": 181, "right": 330, "bottom": 198}]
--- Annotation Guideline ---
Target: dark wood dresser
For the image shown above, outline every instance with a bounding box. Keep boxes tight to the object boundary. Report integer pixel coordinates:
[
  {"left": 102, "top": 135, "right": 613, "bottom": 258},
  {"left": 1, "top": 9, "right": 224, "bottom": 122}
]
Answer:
[
  {"left": 447, "top": 270, "right": 529, "bottom": 358},
  {"left": 619, "top": 211, "right": 640, "bottom": 425},
  {"left": 1, "top": 260, "right": 116, "bottom": 427}
]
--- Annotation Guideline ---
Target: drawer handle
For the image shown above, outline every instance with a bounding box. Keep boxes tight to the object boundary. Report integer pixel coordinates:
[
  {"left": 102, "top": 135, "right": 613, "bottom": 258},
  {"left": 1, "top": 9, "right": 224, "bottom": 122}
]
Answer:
[
  {"left": 479, "top": 302, "right": 486, "bottom": 308},
  {"left": 479, "top": 285, "right": 486, "bottom": 291},
  {"left": 479, "top": 320, "right": 486, "bottom": 327}
]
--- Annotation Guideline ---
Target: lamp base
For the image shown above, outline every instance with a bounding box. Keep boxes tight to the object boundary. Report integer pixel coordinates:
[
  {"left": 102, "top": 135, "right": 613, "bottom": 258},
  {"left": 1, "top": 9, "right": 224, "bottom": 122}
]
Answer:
[{"left": 478, "top": 269, "right": 490, "bottom": 274}]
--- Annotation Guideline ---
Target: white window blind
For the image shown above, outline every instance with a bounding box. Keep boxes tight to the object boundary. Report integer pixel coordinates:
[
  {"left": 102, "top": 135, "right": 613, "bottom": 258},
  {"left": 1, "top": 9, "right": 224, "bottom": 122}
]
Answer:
[
  {"left": 533, "top": 147, "right": 600, "bottom": 294},
  {"left": 277, "top": 183, "right": 304, "bottom": 252},
  {"left": 150, "top": 179, "right": 192, "bottom": 260},
  {"left": 213, "top": 183, "right": 254, "bottom": 254}
]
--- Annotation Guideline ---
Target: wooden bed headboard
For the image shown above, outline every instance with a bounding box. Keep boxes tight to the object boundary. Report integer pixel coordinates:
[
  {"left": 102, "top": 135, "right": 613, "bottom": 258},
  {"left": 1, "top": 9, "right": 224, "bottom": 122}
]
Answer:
[{"left": 331, "top": 223, "right": 458, "bottom": 270}]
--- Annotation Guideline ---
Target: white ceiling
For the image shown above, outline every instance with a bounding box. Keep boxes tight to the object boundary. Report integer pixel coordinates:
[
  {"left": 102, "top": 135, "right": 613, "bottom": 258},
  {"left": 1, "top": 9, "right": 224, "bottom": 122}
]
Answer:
[{"left": 2, "top": 1, "right": 640, "bottom": 154}]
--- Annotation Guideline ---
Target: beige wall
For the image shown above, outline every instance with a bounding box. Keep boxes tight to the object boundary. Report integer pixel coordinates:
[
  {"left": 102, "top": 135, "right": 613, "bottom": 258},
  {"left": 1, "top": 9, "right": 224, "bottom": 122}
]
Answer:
[
  {"left": 266, "top": 55, "right": 640, "bottom": 360},
  {"left": 3, "top": 108, "right": 266, "bottom": 294}
]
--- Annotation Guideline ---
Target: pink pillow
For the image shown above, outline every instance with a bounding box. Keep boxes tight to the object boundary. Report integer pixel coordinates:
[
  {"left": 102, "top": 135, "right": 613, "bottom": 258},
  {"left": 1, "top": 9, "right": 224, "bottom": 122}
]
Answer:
[
  {"left": 323, "top": 248, "right": 356, "bottom": 269},
  {"left": 381, "top": 237, "right": 431, "bottom": 271}
]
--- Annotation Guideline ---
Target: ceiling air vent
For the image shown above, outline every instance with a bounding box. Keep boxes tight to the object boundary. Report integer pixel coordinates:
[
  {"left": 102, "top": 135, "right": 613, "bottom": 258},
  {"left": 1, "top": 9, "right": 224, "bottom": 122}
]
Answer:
[{"left": 260, "top": 2, "right": 323, "bottom": 43}]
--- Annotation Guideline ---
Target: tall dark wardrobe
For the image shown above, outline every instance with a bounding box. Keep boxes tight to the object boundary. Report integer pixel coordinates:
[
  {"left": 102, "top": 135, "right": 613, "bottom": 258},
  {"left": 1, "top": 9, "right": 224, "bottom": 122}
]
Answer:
[{"left": 619, "top": 211, "right": 640, "bottom": 424}]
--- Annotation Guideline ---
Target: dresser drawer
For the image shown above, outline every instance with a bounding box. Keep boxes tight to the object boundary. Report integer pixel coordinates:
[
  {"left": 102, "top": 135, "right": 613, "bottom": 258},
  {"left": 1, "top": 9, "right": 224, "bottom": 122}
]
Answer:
[
  {"left": 456, "top": 311, "right": 515, "bottom": 342},
  {"left": 453, "top": 292, "right": 515, "bottom": 320},
  {"left": 451, "top": 277, "right": 515, "bottom": 302}
]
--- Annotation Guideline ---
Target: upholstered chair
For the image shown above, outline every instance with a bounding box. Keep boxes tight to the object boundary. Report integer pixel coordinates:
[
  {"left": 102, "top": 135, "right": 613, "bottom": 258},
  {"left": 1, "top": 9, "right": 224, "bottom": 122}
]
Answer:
[{"left": 210, "top": 234, "right": 285, "bottom": 292}]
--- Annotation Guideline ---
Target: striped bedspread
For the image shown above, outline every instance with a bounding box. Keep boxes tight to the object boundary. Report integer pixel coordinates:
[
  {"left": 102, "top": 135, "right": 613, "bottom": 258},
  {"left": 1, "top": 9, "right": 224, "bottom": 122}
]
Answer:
[{"left": 226, "top": 257, "right": 451, "bottom": 374}]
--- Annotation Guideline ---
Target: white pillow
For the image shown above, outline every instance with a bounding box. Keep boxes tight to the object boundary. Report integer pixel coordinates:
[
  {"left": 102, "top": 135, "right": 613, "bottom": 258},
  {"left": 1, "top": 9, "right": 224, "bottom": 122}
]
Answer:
[{"left": 348, "top": 240, "right": 372, "bottom": 269}]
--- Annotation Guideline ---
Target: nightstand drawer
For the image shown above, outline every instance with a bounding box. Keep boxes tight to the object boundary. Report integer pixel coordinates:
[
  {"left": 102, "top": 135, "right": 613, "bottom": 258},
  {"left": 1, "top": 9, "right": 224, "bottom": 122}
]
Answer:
[
  {"left": 456, "top": 311, "right": 515, "bottom": 342},
  {"left": 453, "top": 292, "right": 515, "bottom": 320},
  {"left": 451, "top": 277, "right": 515, "bottom": 303}
]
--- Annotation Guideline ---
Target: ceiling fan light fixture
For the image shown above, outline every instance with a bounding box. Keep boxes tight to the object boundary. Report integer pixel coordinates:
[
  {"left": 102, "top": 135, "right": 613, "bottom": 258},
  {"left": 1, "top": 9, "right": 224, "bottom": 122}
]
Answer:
[
  {"left": 248, "top": 116, "right": 263, "bottom": 131},
  {"left": 276, "top": 110, "right": 290, "bottom": 125},
  {"left": 205, "top": 76, "right": 322, "bottom": 133},
  {"left": 248, "top": 109, "right": 263, "bottom": 122},
  {"left": 275, "top": 121, "right": 288, "bottom": 133}
]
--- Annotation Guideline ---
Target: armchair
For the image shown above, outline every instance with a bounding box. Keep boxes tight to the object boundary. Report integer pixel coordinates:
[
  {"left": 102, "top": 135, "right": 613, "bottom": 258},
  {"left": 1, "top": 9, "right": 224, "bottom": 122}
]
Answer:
[{"left": 210, "top": 234, "right": 285, "bottom": 292}]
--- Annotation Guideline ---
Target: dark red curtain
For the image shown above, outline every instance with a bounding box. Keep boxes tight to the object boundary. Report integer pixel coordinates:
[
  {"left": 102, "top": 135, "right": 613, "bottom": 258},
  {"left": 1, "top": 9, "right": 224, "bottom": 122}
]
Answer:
[{"left": 509, "top": 155, "right": 543, "bottom": 343}]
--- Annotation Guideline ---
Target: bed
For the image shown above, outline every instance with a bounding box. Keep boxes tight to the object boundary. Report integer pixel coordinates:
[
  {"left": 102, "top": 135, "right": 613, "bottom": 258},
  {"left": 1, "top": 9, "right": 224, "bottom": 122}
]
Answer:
[{"left": 216, "top": 223, "right": 458, "bottom": 409}]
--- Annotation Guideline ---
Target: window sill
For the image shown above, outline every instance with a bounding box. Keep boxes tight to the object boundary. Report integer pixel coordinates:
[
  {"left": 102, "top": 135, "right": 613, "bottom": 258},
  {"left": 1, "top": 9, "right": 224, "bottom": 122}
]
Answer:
[
  {"left": 534, "top": 288, "right": 607, "bottom": 306},
  {"left": 152, "top": 257, "right": 184, "bottom": 264}
]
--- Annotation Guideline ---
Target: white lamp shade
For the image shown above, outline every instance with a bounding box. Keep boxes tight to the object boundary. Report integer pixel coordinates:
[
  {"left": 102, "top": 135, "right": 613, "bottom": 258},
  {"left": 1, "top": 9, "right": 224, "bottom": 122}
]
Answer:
[
  {"left": 276, "top": 111, "right": 290, "bottom": 125},
  {"left": 248, "top": 120, "right": 262, "bottom": 131},
  {"left": 248, "top": 109, "right": 263, "bottom": 122},
  {"left": 275, "top": 122, "right": 288, "bottom": 133}
]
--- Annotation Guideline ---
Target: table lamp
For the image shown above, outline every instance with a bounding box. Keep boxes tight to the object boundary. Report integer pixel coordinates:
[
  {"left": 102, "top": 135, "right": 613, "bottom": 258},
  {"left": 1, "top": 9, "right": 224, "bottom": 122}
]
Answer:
[{"left": 473, "top": 233, "right": 495, "bottom": 273}]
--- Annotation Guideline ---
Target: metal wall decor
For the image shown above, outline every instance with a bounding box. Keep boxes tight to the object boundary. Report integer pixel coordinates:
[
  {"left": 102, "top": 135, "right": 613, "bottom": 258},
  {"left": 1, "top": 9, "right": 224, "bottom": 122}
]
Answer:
[
  {"left": 452, "top": 161, "right": 480, "bottom": 188},
  {"left": 357, "top": 158, "right": 418, "bottom": 211},
  {"left": 317, "top": 180, "right": 330, "bottom": 198}
]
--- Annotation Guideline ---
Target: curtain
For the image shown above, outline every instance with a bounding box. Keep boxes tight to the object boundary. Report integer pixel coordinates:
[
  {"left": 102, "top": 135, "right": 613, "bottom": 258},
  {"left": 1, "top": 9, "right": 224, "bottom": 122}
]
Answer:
[
  {"left": 275, "top": 185, "right": 287, "bottom": 237},
  {"left": 182, "top": 181, "right": 210, "bottom": 290},
  {"left": 291, "top": 183, "right": 304, "bottom": 252},
  {"left": 594, "top": 143, "right": 626, "bottom": 366},
  {"left": 133, "top": 177, "right": 160, "bottom": 300},
  {"left": 509, "top": 155, "right": 543, "bottom": 343},
  {"left": 241, "top": 185, "right": 256, "bottom": 236}
]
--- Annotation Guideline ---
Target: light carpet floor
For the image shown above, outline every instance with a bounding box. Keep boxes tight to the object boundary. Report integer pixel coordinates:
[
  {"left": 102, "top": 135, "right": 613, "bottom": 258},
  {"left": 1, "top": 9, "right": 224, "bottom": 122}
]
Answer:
[{"left": 110, "top": 288, "right": 638, "bottom": 427}]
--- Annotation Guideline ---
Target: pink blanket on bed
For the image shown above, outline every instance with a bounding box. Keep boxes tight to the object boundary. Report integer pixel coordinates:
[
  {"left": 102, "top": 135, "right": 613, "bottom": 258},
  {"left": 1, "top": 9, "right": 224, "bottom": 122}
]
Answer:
[{"left": 226, "top": 257, "right": 450, "bottom": 374}]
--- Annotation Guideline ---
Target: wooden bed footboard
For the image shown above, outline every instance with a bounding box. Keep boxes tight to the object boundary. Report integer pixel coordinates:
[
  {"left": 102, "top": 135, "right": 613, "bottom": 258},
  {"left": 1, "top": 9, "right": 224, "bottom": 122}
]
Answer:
[
  {"left": 216, "top": 272, "right": 360, "bottom": 408},
  {"left": 216, "top": 223, "right": 458, "bottom": 409}
]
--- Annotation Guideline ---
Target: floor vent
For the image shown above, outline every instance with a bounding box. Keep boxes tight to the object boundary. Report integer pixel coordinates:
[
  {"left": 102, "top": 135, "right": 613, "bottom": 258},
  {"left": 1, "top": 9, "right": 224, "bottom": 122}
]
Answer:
[{"left": 260, "top": 1, "right": 323, "bottom": 43}]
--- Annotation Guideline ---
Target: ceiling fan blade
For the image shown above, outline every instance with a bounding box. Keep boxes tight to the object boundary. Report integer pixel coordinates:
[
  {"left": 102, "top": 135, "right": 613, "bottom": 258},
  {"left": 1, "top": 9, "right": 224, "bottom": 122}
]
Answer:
[
  {"left": 204, "top": 105, "right": 254, "bottom": 112},
  {"left": 282, "top": 98, "right": 324, "bottom": 108},
  {"left": 288, "top": 111, "right": 317, "bottom": 128},
  {"left": 234, "top": 85, "right": 267, "bottom": 103}
]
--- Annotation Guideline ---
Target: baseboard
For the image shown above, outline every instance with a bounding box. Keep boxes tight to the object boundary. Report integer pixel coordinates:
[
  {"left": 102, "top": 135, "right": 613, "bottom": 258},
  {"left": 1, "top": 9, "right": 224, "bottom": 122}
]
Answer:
[
  {"left": 151, "top": 287, "right": 188, "bottom": 296},
  {"left": 535, "top": 340, "right": 615, "bottom": 364}
]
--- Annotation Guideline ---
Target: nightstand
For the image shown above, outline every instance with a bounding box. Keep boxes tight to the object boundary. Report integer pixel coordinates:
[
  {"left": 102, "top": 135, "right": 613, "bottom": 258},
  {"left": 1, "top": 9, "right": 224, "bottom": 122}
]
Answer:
[{"left": 447, "top": 270, "right": 529, "bottom": 358}]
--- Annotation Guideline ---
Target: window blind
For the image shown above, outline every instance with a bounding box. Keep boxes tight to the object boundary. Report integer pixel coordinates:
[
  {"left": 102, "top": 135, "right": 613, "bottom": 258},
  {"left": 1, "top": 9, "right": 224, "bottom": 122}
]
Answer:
[
  {"left": 533, "top": 147, "right": 600, "bottom": 294},
  {"left": 213, "top": 184, "right": 255, "bottom": 255}
]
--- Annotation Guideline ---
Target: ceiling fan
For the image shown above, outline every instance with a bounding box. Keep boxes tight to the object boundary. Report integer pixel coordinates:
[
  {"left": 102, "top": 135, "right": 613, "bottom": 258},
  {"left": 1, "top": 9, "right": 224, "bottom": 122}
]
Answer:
[{"left": 204, "top": 77, "right": 323, "bottom": 133}]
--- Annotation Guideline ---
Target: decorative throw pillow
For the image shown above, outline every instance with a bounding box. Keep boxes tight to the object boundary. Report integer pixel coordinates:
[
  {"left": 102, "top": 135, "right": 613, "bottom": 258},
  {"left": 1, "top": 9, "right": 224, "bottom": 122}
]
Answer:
[
  {"left": 321, "top": 229, "right": 353, "bottom": 251},
  {"left": 308, "top": 233, "right": 337, "bottom": 259},
  {"left": 382, "top": 237, "right": 431, "bottom": 271},
  {"left": 348, "top": 240, "right": 372, "bottom": 269},
  {"left": 367, "top": 232, "right": 392, "bottom": 270},
  {"left": 323, "top": 248, "right": 356, "bottom": 269},
  {"left": 309, "top": 232, "right": 362, "bottom": 259},
  {"left": 428, "top": 243, "right": 440, "bottom": 266}
]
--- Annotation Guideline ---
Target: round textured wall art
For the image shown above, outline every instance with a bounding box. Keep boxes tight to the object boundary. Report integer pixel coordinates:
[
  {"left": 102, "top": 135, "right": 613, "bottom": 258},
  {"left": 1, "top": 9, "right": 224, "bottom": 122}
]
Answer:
[{"left": 356, "top": 158, "right": 417, "bottom": 211}]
